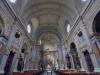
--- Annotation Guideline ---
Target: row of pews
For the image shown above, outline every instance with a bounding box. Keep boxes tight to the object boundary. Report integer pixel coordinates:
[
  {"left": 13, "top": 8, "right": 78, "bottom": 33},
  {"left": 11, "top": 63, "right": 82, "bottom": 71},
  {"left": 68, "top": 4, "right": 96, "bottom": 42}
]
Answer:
[
  {"left": 55, "top": 70, "right": 100, "bottom": 75},
  {"left": 13, "top": 70, "right": 43, "bottom": 75},
  {"left": 1, "top": 69, "right": 100, "bottom": 75}
]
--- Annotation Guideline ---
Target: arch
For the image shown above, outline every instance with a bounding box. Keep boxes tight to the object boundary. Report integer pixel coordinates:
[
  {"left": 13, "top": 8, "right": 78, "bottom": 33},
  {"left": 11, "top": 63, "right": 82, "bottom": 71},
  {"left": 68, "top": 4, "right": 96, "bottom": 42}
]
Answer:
[
  {"left": 66, "top": 54, "right": 71, "bottom": 69},
  {"left": 70, "top": 42, "right": 81, "bottom": 70},
  {"left": 17, "top": 43, "right": 27, "bottom": 72},
  {"left": 36, "top": 31, "right": 62, "bottom": 43},
  {"left": 93, "top": 11, "right": 100, "bottom": 34},
  {"left": 83, "top": 50, "right": 94, "bottom": 72},
  {"left": 34, "top": 26, "right": 63, "bottom": 43},
  {"left": 0, "top": 15, "right": 5, "bottom": 69},
  {"left": 4, "top": 51, "right": 15, "bottom": 74},
  {"left": 0, "top": 15, "right": 4, "bottom": 25},
  {"left": 0, "top": 15, "right": 5, "bottom": 34},
  {"left": 21, "top": 43, "right": 27, "bottom": 53},
  {"left": 38, "top": 32, "right": 61, "bottom": 42},
  {"left": 17, "top": 54, "right": 24, "bottom": 72},
  {"left": 70, "top": 42, "right": 76, "bottom": 49}
]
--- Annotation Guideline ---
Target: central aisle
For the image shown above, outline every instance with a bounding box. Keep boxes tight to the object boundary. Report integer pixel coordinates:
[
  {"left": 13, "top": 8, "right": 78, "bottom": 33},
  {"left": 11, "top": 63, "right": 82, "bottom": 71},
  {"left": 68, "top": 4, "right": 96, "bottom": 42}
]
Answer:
[{"left": 41, "top": 70, "right": 57, "bottom": 75}]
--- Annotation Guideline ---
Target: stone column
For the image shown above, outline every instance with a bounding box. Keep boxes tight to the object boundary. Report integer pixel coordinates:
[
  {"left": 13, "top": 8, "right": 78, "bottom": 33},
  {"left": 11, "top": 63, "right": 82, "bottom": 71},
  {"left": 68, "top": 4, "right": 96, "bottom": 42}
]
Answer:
[
  {"left": 13, "top": 38, "right": 23, "bottom": 72},
  {"left": 56, "top": 49, "right": 60, "bottom": 69},
  {"left": 81, "top": 50, "right": 89, "bottom": 72},
  {"left": 80, "top": 20, "right": 100, "bottom": 72},
  {"left": 33, "top": 45, "right": 40, "bottom": 70},
  {"left": 62, "top": 46, "right": 67, "bottom": 70},
  {"left": 11, "top": 53, "right": 17, "bottom": 72},
  {"left": 57, "top": 45, "right": 63, "bottom": 70},
  {"left": 35, "top": 46, "right": 38, "bottom": 69},
  {"left": 69, "top": 53, "right": 75, "bottom": 69},
  {"left": 0, "top": 25, "right": 16, "bottom": 73},
  {"left": 29, "top": 49, "right": 34, "bottom": 71},
  {"left": 80, "top": 50, "right": 88, "bottom": 72},
  {"left": 23, "top": 52, "right": 28, "bottom": 71},
  {"left": 32, "top": 47, "right": 36, "bottom": 69},
  {"left": 75, "top": 41, "right": 86, "bottom": 71},
  {"left": 61, "top": 46, "right": 65, "bottom": 70}
]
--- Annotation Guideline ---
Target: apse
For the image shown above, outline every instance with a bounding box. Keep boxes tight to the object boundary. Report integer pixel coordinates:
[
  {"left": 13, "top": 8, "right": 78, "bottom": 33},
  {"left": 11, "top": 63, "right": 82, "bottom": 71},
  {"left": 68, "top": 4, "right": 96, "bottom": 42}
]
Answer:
[{"left": 38, "top": 32, "right": 60, "bottom": 51}]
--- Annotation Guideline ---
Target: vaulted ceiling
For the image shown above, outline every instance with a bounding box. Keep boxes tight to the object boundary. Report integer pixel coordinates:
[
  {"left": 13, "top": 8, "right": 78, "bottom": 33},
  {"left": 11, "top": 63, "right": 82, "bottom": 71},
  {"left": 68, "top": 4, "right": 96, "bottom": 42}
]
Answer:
[{"left": 8, "top": 0, "right": 90, "bottom": 43}]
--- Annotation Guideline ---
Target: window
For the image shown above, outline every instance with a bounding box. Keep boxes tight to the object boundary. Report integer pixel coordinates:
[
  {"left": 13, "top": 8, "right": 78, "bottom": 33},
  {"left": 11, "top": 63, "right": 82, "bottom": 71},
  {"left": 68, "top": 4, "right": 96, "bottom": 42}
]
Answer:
[
  {"left": 81, "top": 0, "right": 87, "bottom": 2},
  {"left": 67, "top": 24, "right": 70, "bottom": 32},
  {"left": 9, "top": 0, "right": 16, "bottom": 3},
  {"left": 27, "top": 24, "right": 31, "bottom": 33},
  {"left": 39, "top": 40, "right": 42, "bottom": 45}
]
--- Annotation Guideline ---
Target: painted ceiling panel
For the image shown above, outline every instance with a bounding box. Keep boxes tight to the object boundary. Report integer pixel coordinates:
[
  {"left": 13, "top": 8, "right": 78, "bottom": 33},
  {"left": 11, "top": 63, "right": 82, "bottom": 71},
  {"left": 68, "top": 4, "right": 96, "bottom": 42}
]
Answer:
[{"left": 39, "top": 14, "right": 58, "bottom": 26}]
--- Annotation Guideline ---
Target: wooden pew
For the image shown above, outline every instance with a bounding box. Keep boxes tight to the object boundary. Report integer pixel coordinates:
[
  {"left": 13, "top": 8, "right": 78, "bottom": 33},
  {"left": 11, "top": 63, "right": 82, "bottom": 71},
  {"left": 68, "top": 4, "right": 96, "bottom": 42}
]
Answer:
[
  {"left": 13, "top": 70, "right": 40, "bottom": 75},
  {"left": 55, "top": 70, "right": 100, "bottom": 75}
]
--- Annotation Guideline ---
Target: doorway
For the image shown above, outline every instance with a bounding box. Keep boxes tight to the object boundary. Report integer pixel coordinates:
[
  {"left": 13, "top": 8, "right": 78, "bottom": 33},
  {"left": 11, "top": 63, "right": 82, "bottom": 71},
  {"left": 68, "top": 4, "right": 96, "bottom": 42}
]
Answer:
[
  {"left": 83, "top": 50, "right": 94, "bottom": 72},
  {"left": 4, "top": 51, "right": 15, "bottom": 74},
  {"left": 93, "top": 11, "right": 100, "bottom": 34},
  {"left": 70, "top": 42, "right": 81, "bottom": 70}
]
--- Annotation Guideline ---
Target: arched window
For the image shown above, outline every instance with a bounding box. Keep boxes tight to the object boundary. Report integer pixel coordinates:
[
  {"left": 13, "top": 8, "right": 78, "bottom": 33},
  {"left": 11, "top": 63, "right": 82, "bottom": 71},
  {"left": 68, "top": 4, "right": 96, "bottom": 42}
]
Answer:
[
  {"left": 67, "top": 24, "right": 71, "bottom": 33},
  {"left": 70, "top": 42, "right": 81, "bottom": 70},
  {"left": 0, "top": 16, "right": 5, "bottom": 66},
  {"left": 83, "top": 50, "right": 94, "bottom": 72},
  {"left": 0, "top": 16, "right": 4, "bottom": 34},
  {"left": 93, "top": 11, "right": 100, "bottom": 34},
  {"left": 93, "top": 11, "right": 100, "bottom": 53},
  {"left": 9, "top": 0, "right": 17, "bottom": 3},
  {"left": 27, "top": 24, "right": 31, "bottom": 33},
  {"left": 27, "top": 21, "right": 33, "bottom": 34}
]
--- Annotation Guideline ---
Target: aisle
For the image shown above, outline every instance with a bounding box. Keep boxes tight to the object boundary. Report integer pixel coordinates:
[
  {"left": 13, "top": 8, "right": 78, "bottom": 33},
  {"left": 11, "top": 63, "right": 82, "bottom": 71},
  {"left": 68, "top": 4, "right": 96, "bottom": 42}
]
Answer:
[{"left": 41, "top": 70, "right": 57, "bottom": 75}]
